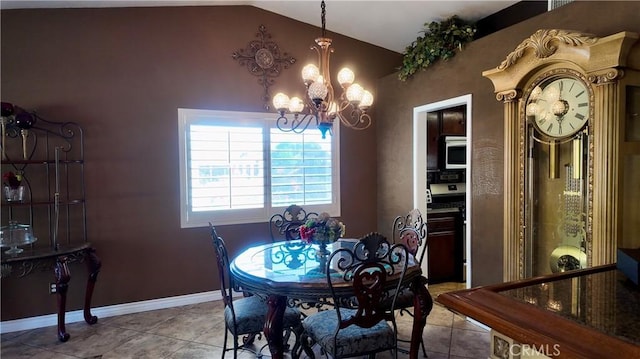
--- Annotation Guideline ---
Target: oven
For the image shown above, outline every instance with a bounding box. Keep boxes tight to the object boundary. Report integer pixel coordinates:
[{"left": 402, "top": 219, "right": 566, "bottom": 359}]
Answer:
[
  {"left": 428, "top": 182, "right": 465, "bottom": 210},
  {"left": 426, "top": 173, "right": 466, "bottom": 282}
]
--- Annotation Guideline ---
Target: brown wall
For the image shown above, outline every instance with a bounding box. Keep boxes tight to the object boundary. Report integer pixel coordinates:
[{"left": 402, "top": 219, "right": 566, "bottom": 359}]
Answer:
[
  {"left": 0, "top": 6, "right": 401, "bottom": 320},
  {"left": 376, "top": 1, "right": 640, "bottom": 286}
]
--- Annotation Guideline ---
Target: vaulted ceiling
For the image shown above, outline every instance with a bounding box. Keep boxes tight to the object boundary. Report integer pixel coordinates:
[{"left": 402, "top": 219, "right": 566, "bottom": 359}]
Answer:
[{"left": 0, "top": 0, "right": 521, "bottom": 53}]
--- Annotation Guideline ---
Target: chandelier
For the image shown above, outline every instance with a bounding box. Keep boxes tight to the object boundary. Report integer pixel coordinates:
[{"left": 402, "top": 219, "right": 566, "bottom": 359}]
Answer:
[{"left": 272, "top": 0, "right": 373, "bottom": 139}]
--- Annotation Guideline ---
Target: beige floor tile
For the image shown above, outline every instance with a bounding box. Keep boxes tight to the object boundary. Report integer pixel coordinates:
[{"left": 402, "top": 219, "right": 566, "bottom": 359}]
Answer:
[
  {"left": 100, "top": 306, "right": 184, "bottom": 331},
  {"left": 179, "top": 300, "right": 225, "bottom": 316},
  {"left": 449, "top": 327, "right": 491, "bottom": 358},
  {"left": 422, "top": 324, "right": 454, "bottom": 355},
  {"left": 100, "top": 332, "right": 191, "bottom": 359},
  {"left": 147, "top": 311, "right": 220, "bottom": 342},
  {"left": 426, "top": 303, "right": 455, "bottom": 327},
  {"left": 0, "top": 282, "right": 486, "bottom": 359},
  {"left": 425, "top": 352, "right": 452, "bottom": 359},
  {"left": 0, "top": 340, "right": 78, "bottom": 359},
  {"left": 190, "top": 318, "right": 228, "bottom": 347},
  {"left": 166, "top": 342, "right": 228, "bottom": 359},
  {"left": 0, "top": 330, "right": 26, "bottom": 342},
  {"left": 6, "top": 321, "right": 139, "bottom": 355}
]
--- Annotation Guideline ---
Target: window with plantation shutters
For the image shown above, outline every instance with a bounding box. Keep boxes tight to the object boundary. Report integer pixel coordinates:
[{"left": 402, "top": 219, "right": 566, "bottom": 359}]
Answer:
[
  {"left": 178, "top": 109, "right": 340, "bottom": 228},
  {"left": 189, "top": 125, "right": 265, "bottom": 211},
  {"left": 270, "top": 130, "right": 333, "bottom": 207}
]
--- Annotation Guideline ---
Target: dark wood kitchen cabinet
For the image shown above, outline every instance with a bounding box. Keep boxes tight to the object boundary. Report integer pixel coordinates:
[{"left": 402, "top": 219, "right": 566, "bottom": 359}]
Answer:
[
  {"left": 427, "top": 211, "right": 463, "bottom": 283},
  {"left": 426, "top": 106, "right": 466, "bottom": 170},
  {"left": 440, "top": 106, "right": 466, "bottom": 136},
  {"left": 426, "top": 112, "right": 440, "bottom": 170}
]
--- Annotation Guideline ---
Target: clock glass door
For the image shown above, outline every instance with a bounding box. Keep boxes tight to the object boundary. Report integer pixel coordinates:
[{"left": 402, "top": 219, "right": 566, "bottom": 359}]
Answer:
[{"left": 525, "top": 124, "right": 589, "bottom": 277}]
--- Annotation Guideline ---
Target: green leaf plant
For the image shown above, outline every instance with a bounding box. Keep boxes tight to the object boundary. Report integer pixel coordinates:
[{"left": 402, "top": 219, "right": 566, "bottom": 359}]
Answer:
[{"left": 398, "top": 15, "right": 476, "bottom": 81}]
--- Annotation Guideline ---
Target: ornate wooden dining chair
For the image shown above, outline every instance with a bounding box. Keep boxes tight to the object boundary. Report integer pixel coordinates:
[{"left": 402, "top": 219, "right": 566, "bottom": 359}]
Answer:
[
  {"left": 210, "top": 223, "right": 302, "bottom": 359},
  {"left": 392, "top": 208, "right": 428, "bottom": 265},
  {"left": 269, "top": 204, "right": 318, "bottom": 242},
  {"left": 390, "top": 208, "right": 428, "bottom": 357},
  {"left": 301, "top": 232, "right": 409, "bottom": 358}
]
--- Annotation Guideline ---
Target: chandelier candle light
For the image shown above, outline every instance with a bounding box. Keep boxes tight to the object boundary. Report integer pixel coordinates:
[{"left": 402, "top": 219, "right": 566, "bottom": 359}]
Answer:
[{"left": 272, "top": 0, "right": 373, "bottom": 139}]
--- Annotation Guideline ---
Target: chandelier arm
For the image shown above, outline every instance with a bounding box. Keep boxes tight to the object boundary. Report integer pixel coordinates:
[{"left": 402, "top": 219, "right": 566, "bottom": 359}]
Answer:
[
  {"left": 276, "top": 113, "right": 319, "bottom": 134},
  {"left": 337, "top": 94, "right": 353, "bottom": 113},
  {"left": 336, "top": 109, "right": 371, "bottom": 130},
  {"left": 354, "top": 113, "right": 372, "bottom": 130}
]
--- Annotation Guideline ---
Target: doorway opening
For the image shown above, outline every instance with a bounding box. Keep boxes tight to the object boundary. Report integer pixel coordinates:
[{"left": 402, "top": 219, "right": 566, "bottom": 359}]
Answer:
[{"left": 413, "top": 94, "right": 472, "bottom": 288}]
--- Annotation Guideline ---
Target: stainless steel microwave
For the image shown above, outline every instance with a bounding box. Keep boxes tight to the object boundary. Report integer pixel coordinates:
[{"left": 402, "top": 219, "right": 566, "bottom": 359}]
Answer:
[{"left": 444, "top": 136, "right": 467, "bottom": 169}]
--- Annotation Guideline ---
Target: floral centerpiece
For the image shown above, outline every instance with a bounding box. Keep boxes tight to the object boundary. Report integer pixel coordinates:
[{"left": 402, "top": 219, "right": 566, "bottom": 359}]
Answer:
[
  {"left": 300, "top": 212, "right": 345, "bottom": 274},
  {"left": 299, "top": 212, "right": 345, "bottom": 245}
]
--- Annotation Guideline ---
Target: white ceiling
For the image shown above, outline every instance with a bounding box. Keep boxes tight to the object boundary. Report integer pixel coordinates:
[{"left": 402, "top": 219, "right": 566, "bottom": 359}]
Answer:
[{"left": 0, "top": 0, "right": 521, "bottom": 53}]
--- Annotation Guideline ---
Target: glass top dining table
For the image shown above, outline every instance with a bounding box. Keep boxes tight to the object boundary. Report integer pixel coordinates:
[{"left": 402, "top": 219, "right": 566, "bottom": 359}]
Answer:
[{"left": 230, "top": 238, "right": 433, "bottom": 359}]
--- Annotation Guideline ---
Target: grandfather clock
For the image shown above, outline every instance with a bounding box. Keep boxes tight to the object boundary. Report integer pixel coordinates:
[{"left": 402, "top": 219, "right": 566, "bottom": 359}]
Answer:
[{"left": 483, "top": 30, "right": 640, "bottom": 280}]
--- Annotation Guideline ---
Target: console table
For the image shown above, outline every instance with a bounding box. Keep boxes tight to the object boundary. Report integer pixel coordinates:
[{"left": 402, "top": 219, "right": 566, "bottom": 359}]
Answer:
[{"left": 1, "top": 243, "right": 101, "bottom": 341}]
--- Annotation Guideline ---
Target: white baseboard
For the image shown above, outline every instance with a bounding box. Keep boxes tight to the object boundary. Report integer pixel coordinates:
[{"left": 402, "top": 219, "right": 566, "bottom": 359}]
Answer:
[{"left": 0, "top": 290, "right": 223, "bottom": 334}]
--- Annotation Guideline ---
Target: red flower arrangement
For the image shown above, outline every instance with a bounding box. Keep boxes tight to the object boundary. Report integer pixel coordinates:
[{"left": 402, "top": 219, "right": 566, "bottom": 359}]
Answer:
[
  {"left": 2, "top": 171, "right": 23, "bottom": 189},
  {"left": 299, "top": 212, "right": 345, "bottom": 245}
]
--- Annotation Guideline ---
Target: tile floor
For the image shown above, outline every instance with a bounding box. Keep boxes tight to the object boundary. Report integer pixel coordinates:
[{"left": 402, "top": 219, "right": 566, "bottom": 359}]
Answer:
[{"left": 0, "top": 282, "right": 489, "bottom": 359}]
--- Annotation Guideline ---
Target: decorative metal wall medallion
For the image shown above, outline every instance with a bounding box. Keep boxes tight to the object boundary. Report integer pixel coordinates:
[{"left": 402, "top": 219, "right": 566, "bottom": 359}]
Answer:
[{"left": 232, "top": 25, "right": 296, "bottom": 109}]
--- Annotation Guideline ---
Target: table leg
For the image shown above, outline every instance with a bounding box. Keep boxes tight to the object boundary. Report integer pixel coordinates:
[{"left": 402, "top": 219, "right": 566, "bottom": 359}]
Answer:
[
  {"left": 54, "top": 256, "right": 71, "bottom": 342},
  {"left": 264, "top": 294, "right": 287, "bottom": 359},
  {"left": 83, "top": 247, "right": 101, "bottom": 325},
  {"left": 410, "top": 275, "right": 433, "bottom": 359}
]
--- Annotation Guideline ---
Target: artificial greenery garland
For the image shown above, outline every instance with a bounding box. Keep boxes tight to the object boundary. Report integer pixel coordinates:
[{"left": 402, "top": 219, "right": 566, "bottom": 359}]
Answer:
[{"left": 398, "top": 16, "right": 476, "bottom": 81}]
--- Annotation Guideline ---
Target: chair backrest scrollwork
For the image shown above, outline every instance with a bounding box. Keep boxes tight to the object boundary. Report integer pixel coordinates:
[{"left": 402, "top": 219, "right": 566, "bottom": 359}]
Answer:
[
  {"left": 392, "top": 208, "right": 428, "bottom": 265},
  {"left": 327, "top": 232, "right": 409, "bottom": 330},
  {"left": 269, "top": 204, "right": 318, "bottom": 242}
]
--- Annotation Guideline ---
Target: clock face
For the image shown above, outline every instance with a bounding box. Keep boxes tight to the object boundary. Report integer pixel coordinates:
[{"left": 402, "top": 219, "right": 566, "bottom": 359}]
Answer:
[{"left": 526, "top": 76, "right": 590, "bottom": 138}]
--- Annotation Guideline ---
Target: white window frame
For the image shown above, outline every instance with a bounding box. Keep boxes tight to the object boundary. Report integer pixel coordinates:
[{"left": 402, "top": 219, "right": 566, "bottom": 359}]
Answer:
[{"left": 178, "top": 108, "right": 341, "bottom": 228}]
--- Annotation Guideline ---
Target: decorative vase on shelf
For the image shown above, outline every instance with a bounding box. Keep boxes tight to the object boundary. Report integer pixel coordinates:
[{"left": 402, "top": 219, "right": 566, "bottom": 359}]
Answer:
[{"left": 3, "top": 185, "right": 25, "bottom": 202}]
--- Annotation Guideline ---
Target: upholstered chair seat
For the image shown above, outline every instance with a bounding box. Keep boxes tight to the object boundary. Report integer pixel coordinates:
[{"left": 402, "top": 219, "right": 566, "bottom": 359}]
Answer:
[
  {"left": 225, "top": 295, "right": 301, "bottom": 336},
  {"left": 302, "top": 308, "right": 395, "bottom": 357}
]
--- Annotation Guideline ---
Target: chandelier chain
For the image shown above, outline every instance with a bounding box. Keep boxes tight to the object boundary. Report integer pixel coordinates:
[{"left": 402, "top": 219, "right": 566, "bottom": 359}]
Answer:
[{"left": 321, "top": 0, "right": 326, "bottom": 38}]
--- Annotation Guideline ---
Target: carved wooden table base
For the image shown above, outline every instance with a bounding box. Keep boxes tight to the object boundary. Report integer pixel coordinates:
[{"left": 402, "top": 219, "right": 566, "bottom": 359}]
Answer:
[
  {"left": 2, "top": 245, "right": 101, "bottom": 342},
  {"left": 53, "top": 247, "right": 101, "bottom": 342}
]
